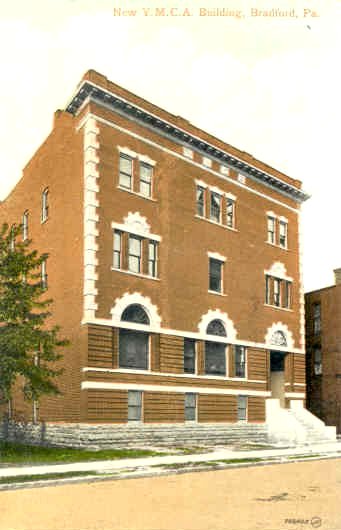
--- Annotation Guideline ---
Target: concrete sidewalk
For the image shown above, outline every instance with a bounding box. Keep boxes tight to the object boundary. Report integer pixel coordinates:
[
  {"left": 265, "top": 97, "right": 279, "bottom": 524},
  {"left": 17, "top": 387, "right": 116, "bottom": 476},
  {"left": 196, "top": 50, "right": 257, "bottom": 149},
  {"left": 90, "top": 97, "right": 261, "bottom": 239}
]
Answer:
[{"left": 1, "top": 441, "right": 341, "bottom": 478}]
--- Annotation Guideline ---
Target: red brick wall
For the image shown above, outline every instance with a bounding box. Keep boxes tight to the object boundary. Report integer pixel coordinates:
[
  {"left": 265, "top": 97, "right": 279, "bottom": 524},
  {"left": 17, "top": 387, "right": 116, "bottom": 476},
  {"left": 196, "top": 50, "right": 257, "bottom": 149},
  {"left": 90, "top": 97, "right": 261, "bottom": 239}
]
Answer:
[
  {"left": 92, "top": 111, "right": 301, "bottom": 347},
  {"left": 0, "top": 111, "right": 85, "bottom": 422},
  {"left": 0, "top": 72, "right": 304, "bottom": 425},
  {"left": 306, "top": 285, "right": 341, "bottom": 431}
]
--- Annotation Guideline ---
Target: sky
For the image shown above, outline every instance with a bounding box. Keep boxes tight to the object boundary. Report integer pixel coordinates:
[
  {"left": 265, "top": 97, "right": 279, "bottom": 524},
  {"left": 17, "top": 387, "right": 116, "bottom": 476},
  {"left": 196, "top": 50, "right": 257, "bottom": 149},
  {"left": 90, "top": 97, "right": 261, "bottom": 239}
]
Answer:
[{"left": 0, "top": 0, "right": 340, "bottom": 292}]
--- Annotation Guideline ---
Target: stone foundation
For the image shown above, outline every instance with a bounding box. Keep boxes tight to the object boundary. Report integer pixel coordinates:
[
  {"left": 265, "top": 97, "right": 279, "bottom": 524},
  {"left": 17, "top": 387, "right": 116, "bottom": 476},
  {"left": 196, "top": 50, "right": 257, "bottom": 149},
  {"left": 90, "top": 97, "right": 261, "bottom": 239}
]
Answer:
[{"left": 0, "top": 420, "right": 268, "bottom": 449}]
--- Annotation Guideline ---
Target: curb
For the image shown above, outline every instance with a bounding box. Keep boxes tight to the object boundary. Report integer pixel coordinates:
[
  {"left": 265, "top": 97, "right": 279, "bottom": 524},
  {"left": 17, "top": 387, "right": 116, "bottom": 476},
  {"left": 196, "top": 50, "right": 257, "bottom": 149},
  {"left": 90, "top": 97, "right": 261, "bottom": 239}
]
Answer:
[{"left": 1, "top": 453, "right": 341, "bottom": 492}]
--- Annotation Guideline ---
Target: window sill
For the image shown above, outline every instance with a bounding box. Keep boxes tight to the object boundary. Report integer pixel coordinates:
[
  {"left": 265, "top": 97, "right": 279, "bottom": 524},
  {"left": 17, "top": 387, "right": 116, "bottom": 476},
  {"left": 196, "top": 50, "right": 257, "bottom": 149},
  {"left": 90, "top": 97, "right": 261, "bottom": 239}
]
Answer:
[
  {"left": 264, "top": 303, "right": 293, "bottom": 312},
  {"left": 111, "top": 267, "right": 160, "bottom": 281},
  {"left": 117, "top": 186, "right": 157, "bottom": 202},
  {"left": 208, "top": 290, "right": 227, "bottom": 297},
  {"left": 204, "top": 373, "right": 226, "bottom": 377},
  {"left": 265, "top": 241, "right": 288, "bottom": 251},
  {"left": 120, "top": 367, "right": 148, "bottom": 372},
  {"left": 195, "top": 215, "right": 238, "bottom": 232},
  {"left": 84, "top": 367, "right": 265, "bottom": 384}
]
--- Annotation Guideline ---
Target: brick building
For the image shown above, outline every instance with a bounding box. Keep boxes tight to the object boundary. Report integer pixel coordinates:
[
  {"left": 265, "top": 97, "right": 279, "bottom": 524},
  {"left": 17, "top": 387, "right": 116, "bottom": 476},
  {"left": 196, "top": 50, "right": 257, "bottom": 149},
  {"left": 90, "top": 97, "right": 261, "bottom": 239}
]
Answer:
[
  {"left": 1, "top": 70, "right": 334, "bottom": 446},
  {"left": 305, "top": 269, "right": 341, "bottom": 433}
]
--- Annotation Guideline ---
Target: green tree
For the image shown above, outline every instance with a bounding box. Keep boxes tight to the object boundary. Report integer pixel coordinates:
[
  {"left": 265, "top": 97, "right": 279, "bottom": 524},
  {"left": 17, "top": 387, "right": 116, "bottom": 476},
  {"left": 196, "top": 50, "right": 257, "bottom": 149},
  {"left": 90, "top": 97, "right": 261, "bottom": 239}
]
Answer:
[{"left": 0, "top": 223, "right": 67, "bottom": 412}]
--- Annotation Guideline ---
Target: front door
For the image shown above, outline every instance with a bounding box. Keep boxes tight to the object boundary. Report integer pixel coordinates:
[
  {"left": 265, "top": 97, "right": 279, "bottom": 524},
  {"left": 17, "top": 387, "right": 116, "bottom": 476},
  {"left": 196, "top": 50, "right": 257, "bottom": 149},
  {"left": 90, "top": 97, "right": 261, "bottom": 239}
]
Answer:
[{"left": 270, "top": 351, "right": 286, "bottom": 407}]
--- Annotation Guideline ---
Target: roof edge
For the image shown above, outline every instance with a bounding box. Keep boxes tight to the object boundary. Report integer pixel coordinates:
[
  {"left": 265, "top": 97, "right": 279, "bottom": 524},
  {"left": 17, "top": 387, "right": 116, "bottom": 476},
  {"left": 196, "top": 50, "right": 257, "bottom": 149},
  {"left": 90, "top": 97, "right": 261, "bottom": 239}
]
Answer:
[{"left": 65, "top": 74, "right": 309, "bottom": 203}]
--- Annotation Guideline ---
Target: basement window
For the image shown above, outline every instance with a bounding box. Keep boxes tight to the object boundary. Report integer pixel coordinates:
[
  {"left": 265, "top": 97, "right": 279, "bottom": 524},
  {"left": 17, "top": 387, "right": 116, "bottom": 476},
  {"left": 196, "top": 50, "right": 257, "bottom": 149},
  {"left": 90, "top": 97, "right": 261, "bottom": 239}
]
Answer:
[
  {"left": 237, "top": 396, "right": 248, "bottom": 421},
  {"left": 128, "top": 391, "right": 142, "bottom": 421},
  {"left": 185, "top": 393, "right": 197, "bottom": 421}
]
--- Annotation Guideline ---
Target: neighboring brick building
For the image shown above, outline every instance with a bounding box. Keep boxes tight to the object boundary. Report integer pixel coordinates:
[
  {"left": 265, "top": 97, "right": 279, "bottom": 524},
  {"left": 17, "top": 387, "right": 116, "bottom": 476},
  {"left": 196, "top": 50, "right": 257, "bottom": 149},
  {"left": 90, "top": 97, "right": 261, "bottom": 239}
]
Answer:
[
  {"left": 2, "top": 70, "right": 328, "bottom": 446},
  {"left": 305, "top": 269, "right": 341, "bottom": 433}
]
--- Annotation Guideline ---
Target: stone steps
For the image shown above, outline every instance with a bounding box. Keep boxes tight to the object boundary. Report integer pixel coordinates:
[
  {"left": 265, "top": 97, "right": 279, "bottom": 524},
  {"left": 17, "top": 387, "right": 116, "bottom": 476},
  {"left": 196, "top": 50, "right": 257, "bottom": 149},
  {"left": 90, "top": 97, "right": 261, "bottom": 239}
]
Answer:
[
  {"left": 266, "top": 402, "right": 337, "bottom": 445},
  {"left": 287, "top": 410, "right": 336, "bottom": 443}
]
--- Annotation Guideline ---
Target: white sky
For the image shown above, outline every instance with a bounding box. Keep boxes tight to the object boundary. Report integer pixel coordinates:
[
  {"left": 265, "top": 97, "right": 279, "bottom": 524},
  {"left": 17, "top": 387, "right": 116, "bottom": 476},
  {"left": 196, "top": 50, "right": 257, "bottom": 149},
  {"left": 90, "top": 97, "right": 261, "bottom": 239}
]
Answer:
[{"left": 0, "top": 0, "right": 340, "bottom": 292}]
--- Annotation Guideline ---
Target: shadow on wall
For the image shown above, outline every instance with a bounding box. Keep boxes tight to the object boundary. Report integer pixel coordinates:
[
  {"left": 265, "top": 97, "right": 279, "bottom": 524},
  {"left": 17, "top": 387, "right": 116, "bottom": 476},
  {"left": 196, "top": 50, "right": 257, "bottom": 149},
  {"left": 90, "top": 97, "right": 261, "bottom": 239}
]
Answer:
[{"left": 0, "top": 415, "right": 47, "bottom": 446}]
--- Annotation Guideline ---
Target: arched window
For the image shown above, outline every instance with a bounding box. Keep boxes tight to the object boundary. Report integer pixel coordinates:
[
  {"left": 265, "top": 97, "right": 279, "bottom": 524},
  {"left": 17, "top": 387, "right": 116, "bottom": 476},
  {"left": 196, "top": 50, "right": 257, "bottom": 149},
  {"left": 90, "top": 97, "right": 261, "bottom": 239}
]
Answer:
[
  {"left": 119, "top": 304, "right": 149, "bottom": 370},
  {"left": 121, "top": 304, "right": 150, "bottom": 325},
  {"left": 205, "top": 319, "right": 226, "bottom": 376},
  {"left": 270, "top": 330, "right": 287, "bottom": 347},
  {"left": 206, "top": 319, "right": 227, "bottom": 337}
]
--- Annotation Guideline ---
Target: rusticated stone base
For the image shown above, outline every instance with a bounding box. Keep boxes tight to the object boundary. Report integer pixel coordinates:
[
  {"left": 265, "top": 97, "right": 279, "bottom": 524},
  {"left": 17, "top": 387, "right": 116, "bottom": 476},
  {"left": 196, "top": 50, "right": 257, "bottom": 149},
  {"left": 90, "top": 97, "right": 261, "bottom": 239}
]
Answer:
[{"left": 0, "top": 420, "right": 268, "bottom": 449}]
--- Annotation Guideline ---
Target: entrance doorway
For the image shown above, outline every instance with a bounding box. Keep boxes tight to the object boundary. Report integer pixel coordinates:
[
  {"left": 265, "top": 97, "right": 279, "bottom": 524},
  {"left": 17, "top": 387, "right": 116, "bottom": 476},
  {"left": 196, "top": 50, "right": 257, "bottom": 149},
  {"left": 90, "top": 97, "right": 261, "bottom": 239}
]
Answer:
[{"left": 270, "top": 351, "right": 286, "bottom": 407}]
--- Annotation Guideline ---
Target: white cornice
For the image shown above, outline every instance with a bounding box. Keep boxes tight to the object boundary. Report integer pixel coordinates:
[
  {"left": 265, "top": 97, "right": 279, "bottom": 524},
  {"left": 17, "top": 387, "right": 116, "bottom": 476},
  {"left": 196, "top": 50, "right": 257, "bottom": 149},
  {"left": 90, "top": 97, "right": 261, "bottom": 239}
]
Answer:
[{"left": 81, "top": 381, "right": 271, "bottom": 397}]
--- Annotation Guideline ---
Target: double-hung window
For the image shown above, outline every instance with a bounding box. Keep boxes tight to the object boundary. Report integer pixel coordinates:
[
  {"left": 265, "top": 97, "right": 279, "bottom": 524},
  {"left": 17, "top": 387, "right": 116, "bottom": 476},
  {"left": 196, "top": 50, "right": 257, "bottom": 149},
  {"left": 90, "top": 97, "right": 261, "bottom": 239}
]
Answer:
[
  {"left": 209, "top": 258, "right": 223, "bottom": 293},
  {"left": 205, "top": 319, "right": 227, "bottom": 376},
  {"left": 41, "top": 188, "right": 49, "bottom": 222},
  {"left": 313, "top": 347, "right": 322, "bottom": 375},
  {"left": 119, "top": 154, "right": 133, "bottom": 190},
  {"left": 267, "top": 216, "right": 275, "bottom": 244},
  {"left": 128, "top": 390, "right": 142, "bottom": 421},
  {"left": 128, "top": 236, "right": 142, "bottom": 274},
  {"left": 148, "top": 241, "right": 158, "bottom": 278},
  {"left": 196, "top": 186, "right": 205, "bottom": 217},
  {"left": 279, "top": 220, "right": 288, "bottom": 248},
  {"left": 266, "top": 275, "right": 292, "bottom": 309},
  {"left": 113, "top": 229, "right": 159, "bottom": 279},
  {"left": 265, "top": 275, "right": 271, "bottom": 305},
  {"left": 41, "top": 259, "right": 48, "bottom": 290},
  {"left": 9, "top": 226, "right": 15, "bottom": 252},
  {"left": 184, "top": 339, "right": 196, "bottom": 374},
  {"left": 313, "top": 303, "right": 321, "bottom": 335},
  {"left": 22, "top": 211, "right": 29, "bottom": 241},
  {"left": 267, "top": 214, "right": 288, "bottom": 249},
  {"left": 196, "top": 183, "right": 237, "bottom": 229},
  {"left": 235, "top": 346, "right": 246, "bottom": 378},
  {"left": 205, "top": 342, "right": 226, "bottom": 375},
  {"left": 118, "top": 150, "right": 155, "bottom": 199},
  {"left": 210, "top": 192, "right": 221, "bottom": 223},
  {"left": 113, "top": 231, "right": 122, "bottom": 269},
  {"left": 140, "top": 163, "right": 152, "bottom": 197},
  {"left": 283, "top": 281, "right": 291, "bottom": 309},
  {"left": 237, "top": 396, "right": 247, "bottom": 421},
  {"left": 273, "top": 278, "right": 281, "bottom": 307},
  {"left": 185, "top": 393, "right": 197, "bottom": 421},
  {"left": 119, "top": 304, "right": 150, "bottom": 370},
  {"left": 226, "top": 198, "right": 235, "bottom": 228}
]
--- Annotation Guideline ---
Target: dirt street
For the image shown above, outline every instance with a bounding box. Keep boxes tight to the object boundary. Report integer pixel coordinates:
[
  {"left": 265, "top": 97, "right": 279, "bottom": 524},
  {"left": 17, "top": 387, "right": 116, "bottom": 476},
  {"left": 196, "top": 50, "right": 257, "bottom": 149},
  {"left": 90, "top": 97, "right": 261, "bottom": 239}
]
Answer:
[{"left": 0, "top": 459, "right": 340, "bottom": 530}]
